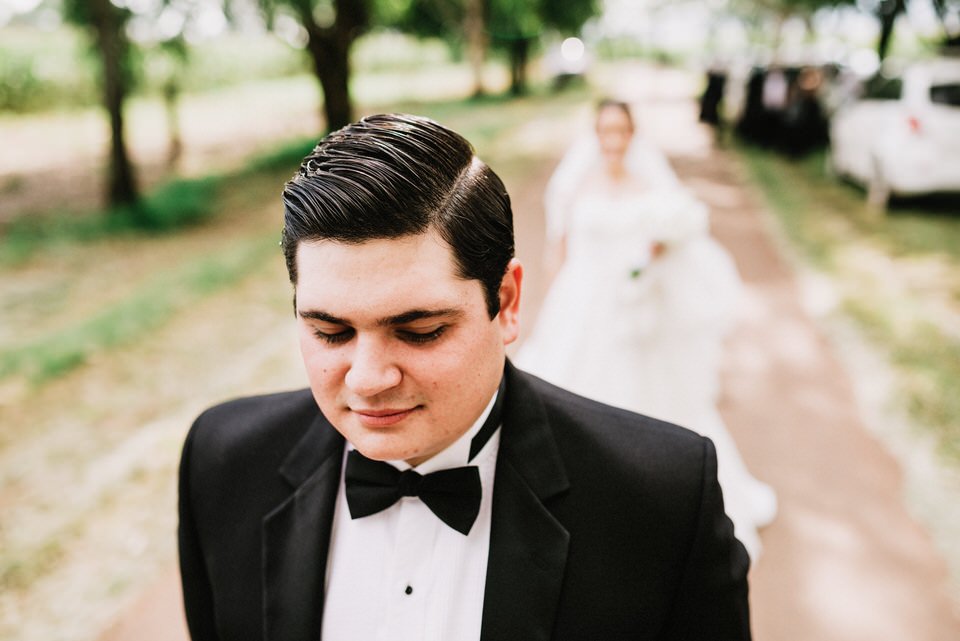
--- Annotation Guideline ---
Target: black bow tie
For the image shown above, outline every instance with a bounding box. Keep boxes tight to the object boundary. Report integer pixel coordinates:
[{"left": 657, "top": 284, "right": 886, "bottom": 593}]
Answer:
[
  {"left": 343, "top": 382, "right": 505, "bottom": 536},
  {"left": 345, "top": 451, "right": 482, "bottom": 535}
]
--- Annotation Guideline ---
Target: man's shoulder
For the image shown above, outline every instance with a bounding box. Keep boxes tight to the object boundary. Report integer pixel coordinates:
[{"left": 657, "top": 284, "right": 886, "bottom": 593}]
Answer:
[
  {"left": 194, "top": 388, "right": 318, "bottom": 426},
  {"left": 512, "top": 368, "right": 710, "bottom": 487},
  {"left": 519, "top": 370, "right": 704, "bottom": 449},
  {"left": 185, "top": 388, "right": 321, "bottom": 463},
  {"left": 508, "top": 368, "right": 716, "bottom": 538}
]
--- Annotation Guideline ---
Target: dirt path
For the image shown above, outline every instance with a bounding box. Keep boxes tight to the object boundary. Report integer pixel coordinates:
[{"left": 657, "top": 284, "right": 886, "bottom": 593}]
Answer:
[{"left": 85, "top": 63, "right": 960, "bottom": 640}]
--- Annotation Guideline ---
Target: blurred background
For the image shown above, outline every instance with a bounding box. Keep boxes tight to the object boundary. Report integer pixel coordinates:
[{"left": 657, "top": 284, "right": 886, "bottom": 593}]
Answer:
[{"left": 1, "top": 0, "right": 959, "bottom": 639}]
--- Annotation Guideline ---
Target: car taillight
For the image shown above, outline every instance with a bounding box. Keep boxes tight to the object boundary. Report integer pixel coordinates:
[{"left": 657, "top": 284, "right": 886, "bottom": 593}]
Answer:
[{"left": 907, "top": 115, "right": 922, "bottom": 134}]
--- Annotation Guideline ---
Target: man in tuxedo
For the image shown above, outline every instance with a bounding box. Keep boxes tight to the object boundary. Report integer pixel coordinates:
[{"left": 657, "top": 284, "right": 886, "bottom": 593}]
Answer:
[{"left": 178, "top": 113, "right": 752, "bottom": 641}]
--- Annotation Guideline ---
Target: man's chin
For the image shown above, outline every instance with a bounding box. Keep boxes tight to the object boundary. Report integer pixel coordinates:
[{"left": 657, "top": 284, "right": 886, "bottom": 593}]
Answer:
[{"left": 348, "top": 430, "right": 421, "bottom": 464}]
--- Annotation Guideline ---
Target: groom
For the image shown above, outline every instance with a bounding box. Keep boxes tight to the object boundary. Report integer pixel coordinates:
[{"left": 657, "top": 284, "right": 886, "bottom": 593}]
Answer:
[{"left": 178, "top": 113, "right": 751, "bottom": 640}]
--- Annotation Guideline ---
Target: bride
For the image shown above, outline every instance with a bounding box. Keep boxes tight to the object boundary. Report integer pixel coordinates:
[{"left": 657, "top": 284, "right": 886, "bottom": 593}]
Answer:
[{"left": 516, "top": 99, "right": 776, "bottom": 560}]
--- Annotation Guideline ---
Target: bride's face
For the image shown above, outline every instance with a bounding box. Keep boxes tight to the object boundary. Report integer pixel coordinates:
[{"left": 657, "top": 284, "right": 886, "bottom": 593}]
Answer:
[{"left": 595, "top": 106, "right": 634, "bottom": 173}]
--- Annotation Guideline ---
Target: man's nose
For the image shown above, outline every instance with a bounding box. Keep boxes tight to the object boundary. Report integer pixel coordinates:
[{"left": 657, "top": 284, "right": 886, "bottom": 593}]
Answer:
[{"left": 344, "top": 337, "right": 402, "bottom": 396}]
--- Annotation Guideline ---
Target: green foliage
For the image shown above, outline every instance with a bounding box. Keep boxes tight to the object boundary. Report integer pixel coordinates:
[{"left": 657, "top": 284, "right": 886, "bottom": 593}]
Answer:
[
  {"left": 0, "top": 28, "right": 100, "bottom": 112},
  {"left": 380, "top": 0, "right": 456, "bottom": 37},
  {"left": 488, "top": 0, "right": 541, "bottom": 40},
  {"left": 540, "top": 0, "right": 599, "bottom": 33},
  {"left": 0, "top": 237, "right": 276, "bottom": 384},
  {"left": 842, "top": 300, "right": 960, "bottom": 461},
  {"left": 0, "top": 176, "right": 221, "bottom": 266},
  {"left": 61, "top": 0, "right": 140, "bottom": 87},
  {"left": 0, "top": 128, "right": 318, "bottom": 384},
  {"left": 116, "top": 176, "right": 221, "bottom": 230},
  {"left": 0, "top": 131, "right": 329, "bottom": 267},
  {"left": 243, "top": 139, "right": 319, "bottom": 174},
  {"left": 372, "top": 0, "right": 415, "bottom": 23},
  {"left": 737, "top": 145, "right": 836, "bottom": 267},
  {"left": 0, "top": 49, "right": 72, "bottom": 111},
  {"left": 1, "top": 539, "right": 65, "bottom": 591},
  {"left": 386, "top": 0, "right": 598, "bottom": 49}
]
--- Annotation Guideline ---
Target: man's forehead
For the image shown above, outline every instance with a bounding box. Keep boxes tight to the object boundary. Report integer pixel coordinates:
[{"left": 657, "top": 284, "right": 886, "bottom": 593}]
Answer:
[
  {"left": 297, "top": 231, "right": 452, "bottom": 267},
  {"left": 294, "top": 232, "right": 481, "bottom": 314}
]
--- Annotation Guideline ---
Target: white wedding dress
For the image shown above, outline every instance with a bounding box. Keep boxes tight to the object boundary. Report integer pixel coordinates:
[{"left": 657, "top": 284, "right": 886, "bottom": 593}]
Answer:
[{"left": 516, "top": 174, "right": 777, "bottom": 560}]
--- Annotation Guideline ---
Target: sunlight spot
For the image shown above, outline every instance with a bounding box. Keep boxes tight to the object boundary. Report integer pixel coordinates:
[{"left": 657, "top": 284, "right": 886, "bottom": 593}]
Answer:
[
  {"left": 185, "top": 5, "right": 227, "bottom": 43},
  {"left": 560, "top": 37, "right": 585, "bottom": 63},
  {"left": 274, "top": 13, "right": 308, "bottom": 49}
]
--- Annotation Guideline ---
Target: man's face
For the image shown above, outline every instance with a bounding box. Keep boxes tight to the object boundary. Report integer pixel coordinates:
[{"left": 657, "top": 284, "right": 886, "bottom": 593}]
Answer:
[{"left": 295, "top": 230, "right": 522, "bottom": 466}]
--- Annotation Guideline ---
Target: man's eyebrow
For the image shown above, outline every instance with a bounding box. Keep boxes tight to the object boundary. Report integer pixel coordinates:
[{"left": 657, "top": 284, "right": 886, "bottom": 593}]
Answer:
[
  {"left": 381, "top": 308, "right": 462, "bottom": 326},
  {"left": 297, "top": 308, "right": 463, "bottom": 326},
  {"left": 298, "top": 310, "right": 346, "bottom": 324}
]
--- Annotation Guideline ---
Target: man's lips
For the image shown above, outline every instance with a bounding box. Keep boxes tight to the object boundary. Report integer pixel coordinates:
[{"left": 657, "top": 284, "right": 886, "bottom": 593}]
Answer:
[{"left": 351, "top": 406, "right": 419, "bottom": 427}]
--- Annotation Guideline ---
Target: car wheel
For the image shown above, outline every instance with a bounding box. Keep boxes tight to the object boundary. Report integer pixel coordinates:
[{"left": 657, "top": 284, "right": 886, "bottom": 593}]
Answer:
[{"left": 867, "top": 158, "right": 890, "bottom": 211}]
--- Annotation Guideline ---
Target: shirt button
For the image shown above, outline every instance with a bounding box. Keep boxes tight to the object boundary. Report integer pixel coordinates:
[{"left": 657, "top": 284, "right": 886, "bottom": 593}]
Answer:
[{"left": 404, "top": 585, "right": 413, "bottom": 595}]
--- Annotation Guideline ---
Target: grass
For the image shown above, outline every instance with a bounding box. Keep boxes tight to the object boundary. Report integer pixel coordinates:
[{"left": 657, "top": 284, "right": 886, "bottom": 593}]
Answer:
[
  {"left": 1, "top": 538, "right": 66, "bottom": 592},
  {"left": 0, "top": 236, "right": 277, "bottom": 384},
  {"left": 0, "top": 133, "right": 306, "bottom": 384},
  {"left": 840, "top": 296, "right": 960, "bottom": 461},
  {"left": 737, "top": 142, "right": 960, "bottom": 463},
  {"left": 242, "top": 139, "right": 319, "bottom": 175},
  {"left": 738, "top": 148, "right": 840, "bottom": 267},
  {"left": 741, "top": 145, "right": 960, "bottom": 262},
  {"left": 0, "top": 175, "right": 222, "bottom": 267}
]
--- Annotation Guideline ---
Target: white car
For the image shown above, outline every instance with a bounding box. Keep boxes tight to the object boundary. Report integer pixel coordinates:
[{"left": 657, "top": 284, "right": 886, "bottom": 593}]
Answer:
[{"left": 829, "top": 58, "right": 960, "bottom": 209}]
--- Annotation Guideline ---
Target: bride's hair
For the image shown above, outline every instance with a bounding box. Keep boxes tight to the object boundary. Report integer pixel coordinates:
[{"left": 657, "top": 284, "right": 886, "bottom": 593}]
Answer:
[{"left": 596, "top": 99, "right": 634, "bottom": 129}]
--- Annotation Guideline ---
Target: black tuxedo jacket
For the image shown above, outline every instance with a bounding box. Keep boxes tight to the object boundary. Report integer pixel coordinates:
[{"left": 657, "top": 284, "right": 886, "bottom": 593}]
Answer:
[{"left": 179, "top": 362, "right": 751, "bottom": 641}]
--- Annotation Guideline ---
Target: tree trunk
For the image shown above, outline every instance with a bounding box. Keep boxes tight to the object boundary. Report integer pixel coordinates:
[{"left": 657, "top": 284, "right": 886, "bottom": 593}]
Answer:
[
  {"left": 293, "top": 0, "right": 367, "bottom": 134},
  {"left": 464, "top": 0, "right": 486, "bottom": 97},
  {"left": 89, "top": 0, "right": 138, "bottom": 207},
  {"left": 509, "top": 38, "right": 530, "bottom": 96},
  {"left": 877, "top": 0, "right": 905, "bottom": 62},
  {"left": 307, "top": 34, "right": 353, "bottom": 132},
  {"left": 163, "top": 80, "right": 183, "bottom": 167}
]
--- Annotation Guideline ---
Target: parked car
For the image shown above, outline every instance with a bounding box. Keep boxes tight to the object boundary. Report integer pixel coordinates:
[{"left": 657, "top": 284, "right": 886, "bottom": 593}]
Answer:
[{"left": 829, "top": 58, "right": 960, "bottom": 209}]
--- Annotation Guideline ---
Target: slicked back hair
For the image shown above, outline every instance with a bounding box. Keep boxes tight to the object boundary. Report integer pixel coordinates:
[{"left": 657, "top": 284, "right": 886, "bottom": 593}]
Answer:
[{"left": 281, "top": 113, "right": 515, "bottom": 318}]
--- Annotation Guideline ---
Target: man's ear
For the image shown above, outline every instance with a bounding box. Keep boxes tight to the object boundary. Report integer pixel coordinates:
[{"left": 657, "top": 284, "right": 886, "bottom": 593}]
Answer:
[{"left": 497, "top": 258, "right": 523, "bottom": 345}]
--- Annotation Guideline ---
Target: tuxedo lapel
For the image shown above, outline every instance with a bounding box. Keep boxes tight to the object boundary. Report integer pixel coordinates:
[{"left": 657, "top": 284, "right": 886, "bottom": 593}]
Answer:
[
  {"left": 262, "top": 413, "right": 344, "bottom": 641},
  {"left": 481, "top": 363, "right": 571, "bottom": 641}
]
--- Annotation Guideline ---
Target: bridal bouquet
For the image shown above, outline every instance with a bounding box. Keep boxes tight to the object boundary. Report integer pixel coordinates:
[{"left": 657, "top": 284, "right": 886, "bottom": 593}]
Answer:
[
  {"left": 637, "top": 188, "right": 709, "bottom": 245},
  {"left": 626, "top": 189, "right": 709, "bottom": 280},
  {"left": 617, "top": 188, "right": 738, "bottom": 343}
]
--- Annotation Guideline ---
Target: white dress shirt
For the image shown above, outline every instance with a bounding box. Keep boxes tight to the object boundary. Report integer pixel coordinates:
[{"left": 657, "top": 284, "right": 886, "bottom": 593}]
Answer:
[{"left": 322, "top": 392, "right": 501, "bottom": 641}]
